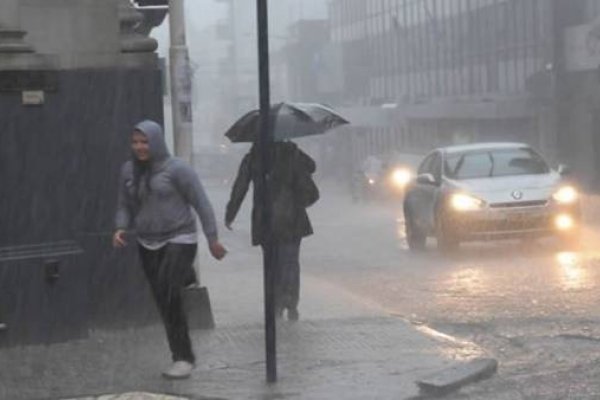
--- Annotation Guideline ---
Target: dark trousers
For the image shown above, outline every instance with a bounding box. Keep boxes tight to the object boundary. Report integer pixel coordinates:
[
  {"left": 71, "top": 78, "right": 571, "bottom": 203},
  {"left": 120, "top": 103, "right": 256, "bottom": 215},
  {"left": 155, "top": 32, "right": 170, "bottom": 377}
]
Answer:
[
  {"left": 266, "top": 240, "right": 301, "bottom": 312},
  {"left": 138, "top": 243, "right": 197, "bottom": 363}
]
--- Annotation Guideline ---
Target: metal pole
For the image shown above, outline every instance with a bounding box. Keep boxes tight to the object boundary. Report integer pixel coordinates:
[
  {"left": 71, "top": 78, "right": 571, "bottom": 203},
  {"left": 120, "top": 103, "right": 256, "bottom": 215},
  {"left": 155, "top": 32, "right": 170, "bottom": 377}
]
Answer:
[
  {"left": 169, "top": 0, "right": 207, "bottom": 296},
  {"left": 549, "top": 0, "right": 564, "bottom": 163},
  {"left": 256, "top": 0, "right": 277, "bottom": 383},
  {"left": 169, "top": 0, "right": 193, "bottom": 163}
]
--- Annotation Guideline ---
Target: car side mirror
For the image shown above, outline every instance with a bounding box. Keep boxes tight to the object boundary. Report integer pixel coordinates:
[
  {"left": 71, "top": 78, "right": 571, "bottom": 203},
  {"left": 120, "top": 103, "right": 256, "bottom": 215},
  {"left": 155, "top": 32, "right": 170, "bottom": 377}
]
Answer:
[
  {"left": 416, "top": 173, "right": 436, "bottom": 185},
  {"left": 557, "top": 164, "right": 571, "bottom": 176}
]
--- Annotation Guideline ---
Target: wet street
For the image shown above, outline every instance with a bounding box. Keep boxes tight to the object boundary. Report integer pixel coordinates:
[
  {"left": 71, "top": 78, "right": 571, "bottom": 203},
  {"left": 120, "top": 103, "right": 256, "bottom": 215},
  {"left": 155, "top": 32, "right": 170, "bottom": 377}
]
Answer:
[
  {"left": 5, "top": 182, "right": 600, "bottom": 399},
  {"left": 300, "top": 184, "right": 600, "bottom": 399}
]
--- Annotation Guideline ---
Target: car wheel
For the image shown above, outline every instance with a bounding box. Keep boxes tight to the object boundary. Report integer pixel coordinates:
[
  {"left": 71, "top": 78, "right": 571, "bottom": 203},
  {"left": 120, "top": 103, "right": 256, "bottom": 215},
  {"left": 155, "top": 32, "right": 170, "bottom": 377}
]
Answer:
[
  {"left": 405, "top": 207, "right": 426, "bottom": 251},
  {"left": 436, "top": 213, "right": 459, "bottom": 253}
]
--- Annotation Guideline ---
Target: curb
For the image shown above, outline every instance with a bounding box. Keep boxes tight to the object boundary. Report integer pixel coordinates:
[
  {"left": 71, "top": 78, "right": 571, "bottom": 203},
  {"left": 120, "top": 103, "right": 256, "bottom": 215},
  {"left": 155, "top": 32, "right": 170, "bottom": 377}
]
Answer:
[
  {"left": 416, "top": 357, "right": 498, "bottom": 396},
  {"left": 409, "top": 322, "right": 498, "bottom": 396}
]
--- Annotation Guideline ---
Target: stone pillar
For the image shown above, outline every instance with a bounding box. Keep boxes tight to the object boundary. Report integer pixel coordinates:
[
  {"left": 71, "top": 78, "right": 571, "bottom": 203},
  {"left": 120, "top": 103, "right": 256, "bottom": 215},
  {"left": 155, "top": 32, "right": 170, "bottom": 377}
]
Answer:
[
  {"left": 0, "top": 0, "right": 33, "bottom": 53},
  {"left": 118, "top": 0, "right": 158, "bottom": 53}
]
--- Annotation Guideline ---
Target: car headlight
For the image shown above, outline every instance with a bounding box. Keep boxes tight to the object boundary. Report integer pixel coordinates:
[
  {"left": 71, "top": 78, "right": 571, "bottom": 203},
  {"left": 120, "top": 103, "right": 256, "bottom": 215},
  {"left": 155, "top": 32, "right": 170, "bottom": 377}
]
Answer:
[
  {"left": 450, "top": 193, "right": 485, "bottom": 211},
  {"left": 552, "top": 186, "right": 578, "bottom": 204},
  {"left": 555, "top": 214, "right": 575, "bottom": 230},
  {"left": 391, "top": 168, "right": 412, "bottom": 188}
]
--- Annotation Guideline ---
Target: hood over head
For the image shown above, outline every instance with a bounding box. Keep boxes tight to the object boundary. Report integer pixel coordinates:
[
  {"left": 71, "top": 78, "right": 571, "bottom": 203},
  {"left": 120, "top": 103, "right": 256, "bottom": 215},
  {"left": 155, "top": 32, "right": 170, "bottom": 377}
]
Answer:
[{"left": 133, "top": 120, "right": 170, "bottom": 162}]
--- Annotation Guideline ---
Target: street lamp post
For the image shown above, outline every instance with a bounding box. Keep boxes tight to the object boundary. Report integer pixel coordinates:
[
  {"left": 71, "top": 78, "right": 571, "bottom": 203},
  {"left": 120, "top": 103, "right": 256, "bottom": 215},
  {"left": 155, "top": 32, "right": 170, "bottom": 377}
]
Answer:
[
  {"left": 169, "top": 0, "right": 193, "bottom": 163},
  {"left": 256, "top": 0, "right": 277, "bottom": 383},
  {"left": 164, "top": 0, "right": 214, "bottom": 329}
]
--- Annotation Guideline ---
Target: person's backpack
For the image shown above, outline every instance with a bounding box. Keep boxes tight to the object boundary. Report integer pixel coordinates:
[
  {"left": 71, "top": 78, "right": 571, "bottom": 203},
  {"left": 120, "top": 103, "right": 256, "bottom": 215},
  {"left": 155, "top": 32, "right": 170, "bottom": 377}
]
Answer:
[
  {"left": 295, "top": 156, "right": 319, "bottom": 208},
  {"left": 271, "top": 145, "right": 319, "bottom": 227}
]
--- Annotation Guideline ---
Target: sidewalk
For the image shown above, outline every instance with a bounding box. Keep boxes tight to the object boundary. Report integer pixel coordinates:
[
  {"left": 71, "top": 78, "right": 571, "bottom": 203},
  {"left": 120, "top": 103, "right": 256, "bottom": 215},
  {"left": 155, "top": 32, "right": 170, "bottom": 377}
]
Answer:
[
  {"left": 0, "top": 185, "right": 488, "bottom": 400},
  {"left": 2, "top": 264, "right": 485, "bottom": 400}
]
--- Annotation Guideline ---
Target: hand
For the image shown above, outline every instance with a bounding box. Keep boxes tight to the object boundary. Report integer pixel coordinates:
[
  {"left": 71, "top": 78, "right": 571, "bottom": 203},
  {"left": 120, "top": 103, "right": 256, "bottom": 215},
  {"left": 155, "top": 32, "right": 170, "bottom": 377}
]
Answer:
[
  {"left": 112, "top": 230, "right": 127, "bottom": 248},
  {"left": 209, "top": 241, "right": 227, "bottom": 260}
]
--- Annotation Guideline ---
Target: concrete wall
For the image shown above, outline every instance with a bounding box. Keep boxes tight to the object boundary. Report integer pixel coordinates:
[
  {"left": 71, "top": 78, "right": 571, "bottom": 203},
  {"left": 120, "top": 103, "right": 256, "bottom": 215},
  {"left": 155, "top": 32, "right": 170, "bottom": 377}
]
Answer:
[
  {"left": 0, "top": 1, "right": 166, "bottom": 345},
  {"left": 0, "top": 68, "right": 164, "bottom": 345},
  {"left": 14, "top": 0, "right": 157, "bottom": 70},
  {"left": 22, "top": 0, "right": 121, "bottom": 69}
]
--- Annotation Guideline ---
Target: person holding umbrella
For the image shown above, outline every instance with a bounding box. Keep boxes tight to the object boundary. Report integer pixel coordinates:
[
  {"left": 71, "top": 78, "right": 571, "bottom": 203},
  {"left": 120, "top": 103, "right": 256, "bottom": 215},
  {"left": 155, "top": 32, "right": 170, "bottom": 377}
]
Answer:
[
  {"left": 225, "top": 140, "right": 318, "bottom": 321},
  {"left": 113, "top": 120, "right": 227, "bottom": 379},
  {"left": 224, "top": 102, "right": 347, "bottom": 321}
]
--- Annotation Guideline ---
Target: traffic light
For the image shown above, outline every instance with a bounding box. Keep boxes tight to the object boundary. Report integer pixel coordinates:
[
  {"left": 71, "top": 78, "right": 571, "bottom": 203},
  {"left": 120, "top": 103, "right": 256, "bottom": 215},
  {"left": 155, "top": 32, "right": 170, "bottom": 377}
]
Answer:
[{"left": 133, "top": 0, "right": 168, "bottom": 7}]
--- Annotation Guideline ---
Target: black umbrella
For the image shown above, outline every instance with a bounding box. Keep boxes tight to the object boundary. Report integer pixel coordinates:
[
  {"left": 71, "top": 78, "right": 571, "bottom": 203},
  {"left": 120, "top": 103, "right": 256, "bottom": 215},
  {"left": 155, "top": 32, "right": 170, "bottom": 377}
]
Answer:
[{"left": 225, "top": 102, "right": 349, "bottom": 143}]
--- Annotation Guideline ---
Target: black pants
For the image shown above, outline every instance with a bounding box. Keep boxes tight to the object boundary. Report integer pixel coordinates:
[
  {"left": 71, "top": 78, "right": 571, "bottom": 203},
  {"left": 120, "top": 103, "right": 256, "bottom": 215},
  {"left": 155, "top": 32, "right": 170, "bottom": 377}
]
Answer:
[
  {"left": 138, "top": 243, "right": 197, "bottom": 363},
  {"left": 264, "top": 240, "right": 301, "bottom": 312}
]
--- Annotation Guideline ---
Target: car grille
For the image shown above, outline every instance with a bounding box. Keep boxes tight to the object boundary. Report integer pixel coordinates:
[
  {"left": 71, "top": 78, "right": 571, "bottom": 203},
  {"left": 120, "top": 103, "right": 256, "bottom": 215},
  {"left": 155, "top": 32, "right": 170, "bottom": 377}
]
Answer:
[
  {"left": 467, "top": 216, "right": 551, "bottom": 232},
  {"left": 489, "top": 200, "right": 548, "bottom": 209}
]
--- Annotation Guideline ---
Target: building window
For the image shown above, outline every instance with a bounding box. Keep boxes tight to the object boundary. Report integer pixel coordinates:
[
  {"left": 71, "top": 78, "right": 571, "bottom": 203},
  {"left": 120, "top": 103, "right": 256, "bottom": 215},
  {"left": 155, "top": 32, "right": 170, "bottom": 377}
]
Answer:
[{"left": 331, "top": 0, "right": 551, "bottom": 102}]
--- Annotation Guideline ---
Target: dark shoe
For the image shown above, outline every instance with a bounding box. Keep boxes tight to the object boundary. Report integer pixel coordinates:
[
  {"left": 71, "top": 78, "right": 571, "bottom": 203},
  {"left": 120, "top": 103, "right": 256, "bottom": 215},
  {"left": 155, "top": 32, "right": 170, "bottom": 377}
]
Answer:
[{"left": 287, "top": 308, "right": 299, "bottom": 321}]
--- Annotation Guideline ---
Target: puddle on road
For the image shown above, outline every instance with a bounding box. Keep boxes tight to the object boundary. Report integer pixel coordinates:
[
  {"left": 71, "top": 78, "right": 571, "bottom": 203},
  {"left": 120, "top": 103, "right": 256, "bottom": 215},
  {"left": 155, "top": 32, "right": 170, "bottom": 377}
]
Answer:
[
  {"left": 414, "top": 324, "right": 486, "bottom": 361},
  {"left": 445, "top": 268, "right": 490, "bottom": 297},
  {"left": 555, "top": 252, "right": 591, "bottom": 291}
]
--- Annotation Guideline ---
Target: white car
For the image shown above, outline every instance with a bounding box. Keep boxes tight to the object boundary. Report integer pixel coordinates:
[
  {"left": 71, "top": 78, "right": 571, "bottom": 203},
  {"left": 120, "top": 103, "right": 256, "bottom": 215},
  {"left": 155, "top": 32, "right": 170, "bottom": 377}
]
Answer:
[{"left": 403, "top": 143, "right": 581, "bottom": 252}]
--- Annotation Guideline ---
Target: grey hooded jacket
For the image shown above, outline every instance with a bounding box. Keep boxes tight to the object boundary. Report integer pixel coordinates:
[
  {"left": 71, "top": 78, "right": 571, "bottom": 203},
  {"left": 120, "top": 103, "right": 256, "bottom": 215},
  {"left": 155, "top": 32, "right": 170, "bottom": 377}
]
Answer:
[{"left": 115, "top": 120, "right": 218, "bottom": 244}]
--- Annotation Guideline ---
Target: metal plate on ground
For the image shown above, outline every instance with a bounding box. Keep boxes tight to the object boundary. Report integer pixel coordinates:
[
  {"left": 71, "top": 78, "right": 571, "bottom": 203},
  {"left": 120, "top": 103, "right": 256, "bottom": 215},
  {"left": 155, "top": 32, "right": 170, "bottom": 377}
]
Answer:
[{"left": 416, "top": 357, "right": 498, "bottom": 395}]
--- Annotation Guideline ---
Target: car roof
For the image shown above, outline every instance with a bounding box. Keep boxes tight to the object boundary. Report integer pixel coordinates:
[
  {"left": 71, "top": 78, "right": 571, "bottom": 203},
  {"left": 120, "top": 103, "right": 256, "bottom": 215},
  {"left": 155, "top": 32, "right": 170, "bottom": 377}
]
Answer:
[{"left": 439, "top": 142, "right": 530, "bottom": 155}]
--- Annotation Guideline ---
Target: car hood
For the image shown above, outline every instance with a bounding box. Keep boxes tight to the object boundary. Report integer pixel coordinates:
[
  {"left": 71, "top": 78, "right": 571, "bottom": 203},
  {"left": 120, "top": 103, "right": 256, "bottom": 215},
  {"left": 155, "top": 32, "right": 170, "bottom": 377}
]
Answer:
[{"left": 446, "top": 173, "right": 563, "bottom": 203}]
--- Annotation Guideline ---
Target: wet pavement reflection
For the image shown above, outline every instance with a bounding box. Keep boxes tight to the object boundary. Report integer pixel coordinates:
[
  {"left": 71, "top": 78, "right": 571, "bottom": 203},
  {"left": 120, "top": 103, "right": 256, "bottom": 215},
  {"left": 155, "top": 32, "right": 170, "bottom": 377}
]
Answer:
[
  {"left": 308, "top": 194, "right": 600, "bottom": 398},
  {"left": 555, "top": 252, "right": 590, "bottom": 291},
  {"left": 390, "top": 207, "right": 600, "bottom": 322}
]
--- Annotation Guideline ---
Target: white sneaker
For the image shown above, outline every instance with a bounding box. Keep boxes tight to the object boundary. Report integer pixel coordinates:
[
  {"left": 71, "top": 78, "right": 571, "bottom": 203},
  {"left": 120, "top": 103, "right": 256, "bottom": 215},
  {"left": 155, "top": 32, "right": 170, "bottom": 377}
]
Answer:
[{"left": 162, "top": 361, "right": 194, "bottom": 380}]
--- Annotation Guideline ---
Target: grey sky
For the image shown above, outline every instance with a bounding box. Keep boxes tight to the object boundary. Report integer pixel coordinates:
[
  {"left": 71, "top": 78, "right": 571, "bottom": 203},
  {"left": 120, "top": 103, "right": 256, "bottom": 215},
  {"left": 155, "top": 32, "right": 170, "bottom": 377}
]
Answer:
[
  {"left": 150, "top": 0, "right": 329, "bottom": 147},
  {"left": 151, "top": 0, "right": 328, "bottom": 57},
  {"left": 151, "top": 0, "right": 226, "bottom": 56}
]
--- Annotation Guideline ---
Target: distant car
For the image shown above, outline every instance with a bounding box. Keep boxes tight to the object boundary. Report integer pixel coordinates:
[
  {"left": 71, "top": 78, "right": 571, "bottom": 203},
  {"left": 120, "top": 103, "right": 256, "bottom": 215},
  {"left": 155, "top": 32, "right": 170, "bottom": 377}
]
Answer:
[
  {"left": 403, "top": 143, "right": 581, "bottom": 252},
  {"left": 352, "top": 156, "right": 414, "bottom": 202}
]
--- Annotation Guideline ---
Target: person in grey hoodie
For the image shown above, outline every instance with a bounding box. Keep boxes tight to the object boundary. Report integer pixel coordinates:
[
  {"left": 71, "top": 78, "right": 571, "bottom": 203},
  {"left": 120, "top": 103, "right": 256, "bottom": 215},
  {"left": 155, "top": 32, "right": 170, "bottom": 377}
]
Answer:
[{"left": 113, "top": 120, "right": 226, "bottom": 380}]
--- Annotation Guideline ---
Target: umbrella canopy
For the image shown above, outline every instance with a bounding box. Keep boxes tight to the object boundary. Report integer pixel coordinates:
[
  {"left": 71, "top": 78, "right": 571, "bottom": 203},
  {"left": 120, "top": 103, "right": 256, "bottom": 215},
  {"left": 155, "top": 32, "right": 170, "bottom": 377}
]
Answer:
[{"left": 225, "top": 102, "right": 349, "bottom": 143}]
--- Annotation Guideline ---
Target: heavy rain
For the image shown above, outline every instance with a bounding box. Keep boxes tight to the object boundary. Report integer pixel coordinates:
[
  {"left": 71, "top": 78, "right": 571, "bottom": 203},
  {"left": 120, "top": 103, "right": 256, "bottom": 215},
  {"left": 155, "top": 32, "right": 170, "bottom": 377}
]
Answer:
[{"left": 3, "top": 1, "right": 600, "bottom": 399}]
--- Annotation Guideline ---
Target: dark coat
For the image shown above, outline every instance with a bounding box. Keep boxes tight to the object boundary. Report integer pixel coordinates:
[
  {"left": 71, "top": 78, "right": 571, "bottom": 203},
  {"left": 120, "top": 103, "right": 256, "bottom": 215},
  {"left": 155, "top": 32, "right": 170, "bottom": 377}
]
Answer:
[{"left": 225, "top": 142, "right": 317, "bottom": 246}]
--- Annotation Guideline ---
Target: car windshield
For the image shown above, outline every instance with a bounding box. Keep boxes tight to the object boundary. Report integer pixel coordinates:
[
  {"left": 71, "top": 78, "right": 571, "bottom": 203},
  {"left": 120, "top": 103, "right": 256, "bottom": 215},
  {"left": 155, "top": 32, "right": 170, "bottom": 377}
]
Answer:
[{"left": 444, "top": 148, "right": 549, "bottom": 180}]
